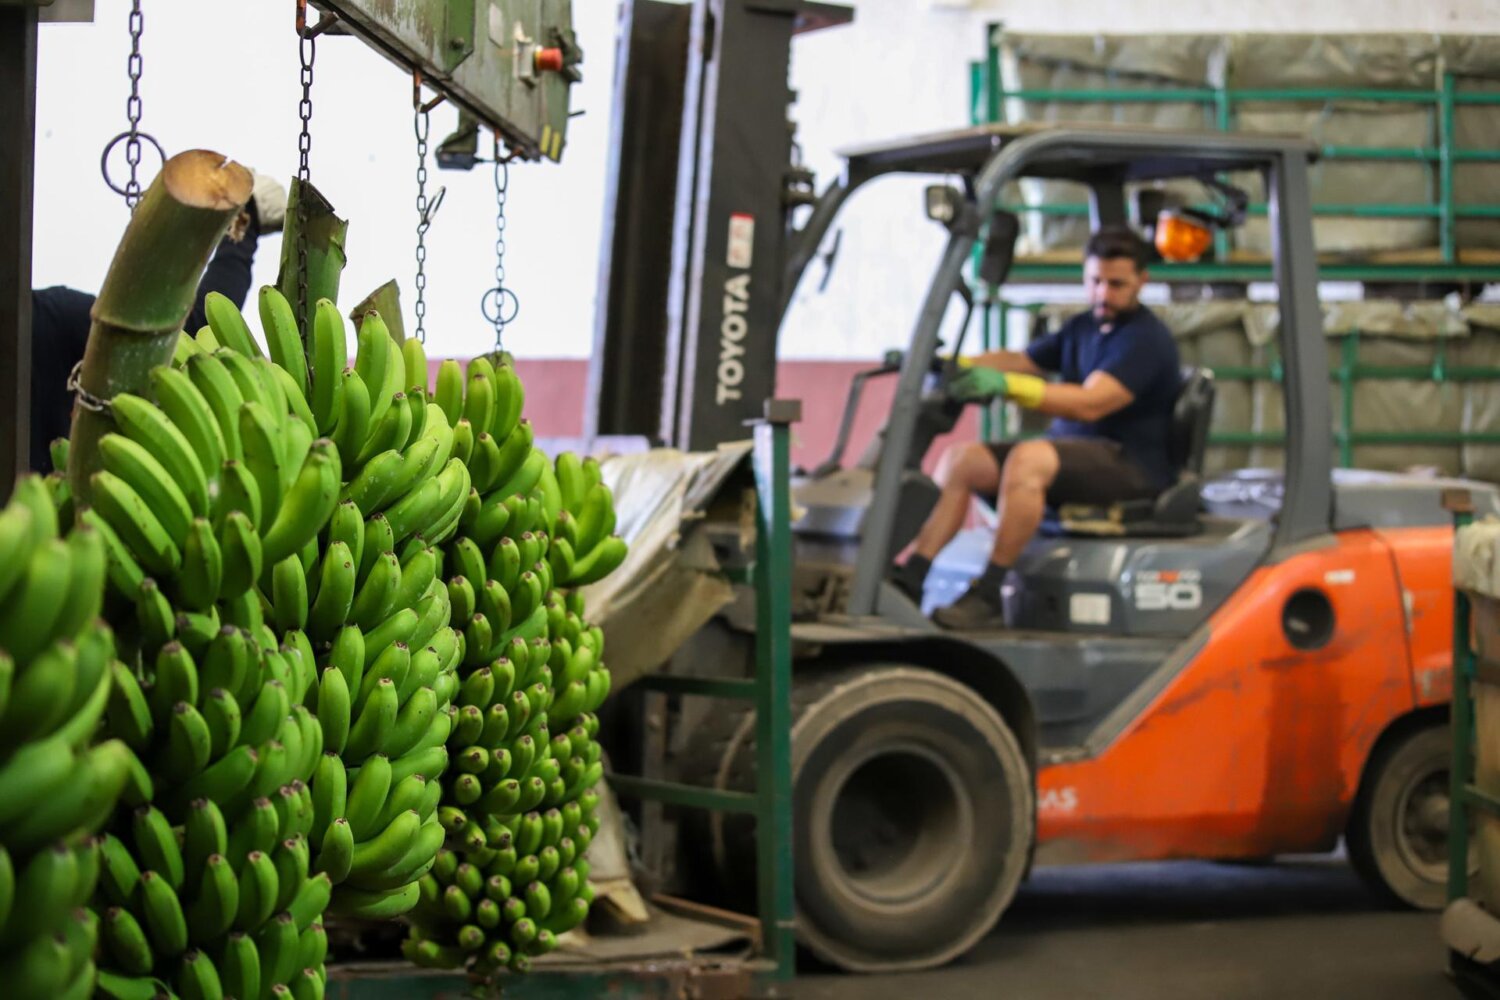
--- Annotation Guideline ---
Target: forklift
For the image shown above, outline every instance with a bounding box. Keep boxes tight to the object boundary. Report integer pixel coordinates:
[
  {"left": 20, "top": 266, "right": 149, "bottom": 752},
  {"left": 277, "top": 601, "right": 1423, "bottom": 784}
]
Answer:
[{"left": 587, "top": 1, "right": 1497, "bottom": 974}]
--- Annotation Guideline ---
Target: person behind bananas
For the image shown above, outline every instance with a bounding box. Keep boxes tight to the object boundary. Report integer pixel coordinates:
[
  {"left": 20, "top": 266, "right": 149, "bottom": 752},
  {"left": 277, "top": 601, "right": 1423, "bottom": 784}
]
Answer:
[
  {"left": 889, "top": 224, "right": 1182, "bottom": 630},
  {"left": 29, "top": 172, "right": 287, "bottom": 474}
]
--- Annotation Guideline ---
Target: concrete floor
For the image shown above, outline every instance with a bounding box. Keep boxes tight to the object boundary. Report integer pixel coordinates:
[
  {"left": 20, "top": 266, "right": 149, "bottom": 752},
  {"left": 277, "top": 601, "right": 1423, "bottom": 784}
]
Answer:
[{"left": 798, "top": 856, "right": 1452, "bottom": 999}]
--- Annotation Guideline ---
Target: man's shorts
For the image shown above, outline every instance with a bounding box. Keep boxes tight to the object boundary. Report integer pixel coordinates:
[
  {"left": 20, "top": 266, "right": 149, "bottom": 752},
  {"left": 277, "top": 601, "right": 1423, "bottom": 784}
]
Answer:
[{"left": 984, "top": 437, "right": 1159, "bottom": 508}]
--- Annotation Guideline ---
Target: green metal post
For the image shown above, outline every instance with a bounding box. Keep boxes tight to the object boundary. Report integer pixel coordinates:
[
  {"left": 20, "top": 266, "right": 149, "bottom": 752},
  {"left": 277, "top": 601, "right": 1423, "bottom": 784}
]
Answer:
[
  {"left": 1449, "top": 490, "right": 1476, "bottom": 902},
  {"left": 752, "top": 400, "right": 798, "bottom": 984},
  {"left": 985, "top": 24, "right": 1002, "bottom": 124},
  {"left": 1340, "top": 331, "right": 1357, "bottom": 468},
  {"left": 1440, "top": 71, "right": 1457, "bottom": 264},
  {"left": 979, "top": 300, "right": 994, "bottom": 442},
  {"left": 1213, "top": 87, "right": 1232, "bottom": 263}
]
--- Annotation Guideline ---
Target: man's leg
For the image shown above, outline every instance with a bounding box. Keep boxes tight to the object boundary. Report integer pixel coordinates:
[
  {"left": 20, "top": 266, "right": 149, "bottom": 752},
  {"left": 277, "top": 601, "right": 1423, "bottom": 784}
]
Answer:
[
  {"left": 933, "top": 440, "right": 1059, "bottom": 630},
  {"left": 888, "top": 442, "right": 1003, "bottom": 602},
  {"left": 991, "top": 439, "right": 1060, "bottom": 566}
]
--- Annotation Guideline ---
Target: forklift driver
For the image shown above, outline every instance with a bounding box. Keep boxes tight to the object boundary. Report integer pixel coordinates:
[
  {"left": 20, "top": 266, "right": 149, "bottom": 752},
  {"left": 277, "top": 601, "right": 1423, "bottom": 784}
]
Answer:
[{"left": 890, "top": 224, "right": 1181, "bottom": 629}]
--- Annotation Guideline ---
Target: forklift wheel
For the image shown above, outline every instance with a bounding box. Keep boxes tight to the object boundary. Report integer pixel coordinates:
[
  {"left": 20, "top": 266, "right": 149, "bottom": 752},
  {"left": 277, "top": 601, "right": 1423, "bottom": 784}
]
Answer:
[
  {"left": 690, "top": 665, "right": 1034, "bottom": 972},
  {"left": 1347, "top": 723, "right": 1468, "bottom": 910}
]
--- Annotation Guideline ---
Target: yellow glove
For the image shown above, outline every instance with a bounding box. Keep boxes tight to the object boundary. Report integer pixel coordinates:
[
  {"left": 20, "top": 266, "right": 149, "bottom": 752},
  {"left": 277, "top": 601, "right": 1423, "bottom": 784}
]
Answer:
[{"left": 1003, "top": 372, "right": 1046, "bottom": 409}]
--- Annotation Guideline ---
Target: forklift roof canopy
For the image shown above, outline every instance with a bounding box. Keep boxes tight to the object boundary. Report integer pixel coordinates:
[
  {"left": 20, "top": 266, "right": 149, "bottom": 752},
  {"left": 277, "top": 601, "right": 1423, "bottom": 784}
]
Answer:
[{"left": 835, "top": 124, "right": 1320, "bottom": 186}]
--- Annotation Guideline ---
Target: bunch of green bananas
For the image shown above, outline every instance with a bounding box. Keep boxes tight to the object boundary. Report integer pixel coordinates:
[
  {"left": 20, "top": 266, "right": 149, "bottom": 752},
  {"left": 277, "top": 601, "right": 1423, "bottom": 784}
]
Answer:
[
  {"left": 0, "top": 476, "right": 142, "bottom": 1000},
  {"left": 373, "top": 351, "right": 623, "bottom": 975},
  {"left": 67, "top": 289, "right": 346, "bottom": 999},
  {"left": 402, "top": 786, "right": 600, "bottom": 976},
  {"left": 38, "top": 269, "right": 629, "bottom": 987}
]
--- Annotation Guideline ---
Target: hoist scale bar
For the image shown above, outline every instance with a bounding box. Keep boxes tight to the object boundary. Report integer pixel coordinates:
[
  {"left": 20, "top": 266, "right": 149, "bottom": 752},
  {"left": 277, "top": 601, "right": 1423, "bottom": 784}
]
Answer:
[{"left": 311, "top": 0, "right": 579, "bottom": 163}]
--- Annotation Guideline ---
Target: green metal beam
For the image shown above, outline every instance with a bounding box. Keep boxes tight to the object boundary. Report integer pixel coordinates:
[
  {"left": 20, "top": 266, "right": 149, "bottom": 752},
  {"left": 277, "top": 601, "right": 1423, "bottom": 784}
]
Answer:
[
  {"left": 1007, "top": 263, "right": 1500, "bottom": 282},
  {"left": 605, "top": 774, "right": 758, "bottom": 815},
  {"left": 637, "top": 675, "right": 757, "bottom": 699}
]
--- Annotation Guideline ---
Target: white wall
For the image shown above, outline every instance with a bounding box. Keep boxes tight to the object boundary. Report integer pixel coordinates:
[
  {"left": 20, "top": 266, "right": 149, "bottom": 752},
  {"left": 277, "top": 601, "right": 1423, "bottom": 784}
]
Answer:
[
  {"left": 32, "top": 0, "right": 621, "bottom": 362},
  {"left": 30, "top": 1, "right": 1499, "bottom": 363}
]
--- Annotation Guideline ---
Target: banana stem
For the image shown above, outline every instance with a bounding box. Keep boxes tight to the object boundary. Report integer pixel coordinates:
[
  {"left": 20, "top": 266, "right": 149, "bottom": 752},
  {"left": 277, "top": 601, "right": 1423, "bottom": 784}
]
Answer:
[
  {"left": 68, "top": 149, "right": 254, "bottom": 509},
  {"left": 278, "top": 179, "right": 349, "bottom": 337},
  {"left": 349, "top": 279, "right": 406, "bottom": 342}
]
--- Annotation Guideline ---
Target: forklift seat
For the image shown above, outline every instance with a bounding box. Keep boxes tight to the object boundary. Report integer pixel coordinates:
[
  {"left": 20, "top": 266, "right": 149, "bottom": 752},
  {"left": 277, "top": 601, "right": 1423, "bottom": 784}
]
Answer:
[{"left": 1048, "top": 366, "right": 1216, "bottom": 538}]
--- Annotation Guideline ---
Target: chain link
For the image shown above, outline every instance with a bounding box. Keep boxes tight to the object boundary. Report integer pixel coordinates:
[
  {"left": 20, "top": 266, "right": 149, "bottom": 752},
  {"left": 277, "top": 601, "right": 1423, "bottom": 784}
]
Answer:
[
  {"left": 414, "top": 105, "right": 433, "bottom": 344},
  {"left": 481, "top": 135, "right": 520, "bottom": 351},
  {"left": 123, "top": 1, "right": 144, "bottom": 208},
  {"left": 295, "top": 17, "right": 316, "bottom": 340}
]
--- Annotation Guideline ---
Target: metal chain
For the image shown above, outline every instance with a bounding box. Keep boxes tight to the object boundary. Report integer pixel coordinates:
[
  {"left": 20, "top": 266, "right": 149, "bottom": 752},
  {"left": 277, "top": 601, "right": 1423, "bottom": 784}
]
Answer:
[
  {"left": 481, "top": 134, "right": 520, "bottom": 351},
  {"left": 295, "top": 13, "right": 316, "bottom": 340},
  {"left": 414, "top": 105, "right": 433, "bottom": 344},
  {"left": 122, "top": 0, "right": 145, "bottom": 208}
]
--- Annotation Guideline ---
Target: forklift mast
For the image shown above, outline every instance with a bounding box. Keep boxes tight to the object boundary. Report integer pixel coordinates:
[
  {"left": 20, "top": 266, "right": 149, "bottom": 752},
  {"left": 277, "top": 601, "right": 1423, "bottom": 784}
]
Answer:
[{"left": 585, "top": 0, "right": 852, "bottom": 451}]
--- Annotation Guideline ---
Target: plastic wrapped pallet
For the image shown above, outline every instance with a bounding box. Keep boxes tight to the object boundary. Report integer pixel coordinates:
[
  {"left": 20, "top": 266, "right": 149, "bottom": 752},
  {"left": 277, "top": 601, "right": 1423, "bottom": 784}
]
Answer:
[
  {"left": 1444, "top": 38, "right": 1500, "bottom": 251},
  {"left": 1456, "top": 514, "right": 1500, "bottom": 913},
  {"left": 1457, "top": 304, "right": 1500, "bottom": 482},
  {"left": 1252, "top": 300, "right": 1467, "bottom": 474},
  {"left": 992, "top": 30, "right": 1224, "bottom": 256},
  {"left": 1227, "top": 35, "right": 1440, "bottom": 257}
]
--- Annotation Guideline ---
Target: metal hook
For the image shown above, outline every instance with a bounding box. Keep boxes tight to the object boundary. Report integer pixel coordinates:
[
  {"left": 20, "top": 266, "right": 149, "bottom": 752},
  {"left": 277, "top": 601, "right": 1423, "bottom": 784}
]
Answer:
[{"left": 420, "top": 186, "right": 447, "bottom": 227}]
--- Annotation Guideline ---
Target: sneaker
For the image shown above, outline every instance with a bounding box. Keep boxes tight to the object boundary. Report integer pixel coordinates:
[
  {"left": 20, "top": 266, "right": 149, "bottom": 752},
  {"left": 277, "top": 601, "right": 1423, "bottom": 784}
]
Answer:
[
  {"left": 931, "top": 584, "right": 1007, "bottom": 630},
  {"left": 886, "top": 570, "right": 923, "bottom": 605}
]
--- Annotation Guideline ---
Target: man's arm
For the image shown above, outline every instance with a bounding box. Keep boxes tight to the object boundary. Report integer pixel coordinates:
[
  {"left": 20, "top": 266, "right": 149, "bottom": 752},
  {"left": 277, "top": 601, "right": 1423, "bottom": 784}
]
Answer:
[
  {"left": 964, "top": 349, "right": 1046, "bottom": 377},
  {"left": 1028, "top": 370, "right": 1134, "bottom": 422}
]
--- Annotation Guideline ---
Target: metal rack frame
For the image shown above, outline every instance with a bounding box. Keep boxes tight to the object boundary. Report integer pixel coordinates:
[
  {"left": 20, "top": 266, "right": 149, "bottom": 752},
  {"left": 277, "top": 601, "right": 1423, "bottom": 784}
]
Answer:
[
  {"left": 968, "top": 32, "right": 1500, "bottom": 285},
  {"left": 605, "top": 400, "right": 799, "bottom": 995},
  {"left": 974, "top": 299, "right": 1500, "bottom": 463}
]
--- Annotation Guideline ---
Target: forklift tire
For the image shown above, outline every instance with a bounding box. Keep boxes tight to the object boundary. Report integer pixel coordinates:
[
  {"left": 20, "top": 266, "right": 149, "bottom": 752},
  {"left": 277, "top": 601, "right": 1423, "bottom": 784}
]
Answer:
[
  {"left": 686, "top": 665, "right": 1034, "bottom": 972},
  {"left": 1347, "top": 723, "right": 1466, "bottom": 910}
]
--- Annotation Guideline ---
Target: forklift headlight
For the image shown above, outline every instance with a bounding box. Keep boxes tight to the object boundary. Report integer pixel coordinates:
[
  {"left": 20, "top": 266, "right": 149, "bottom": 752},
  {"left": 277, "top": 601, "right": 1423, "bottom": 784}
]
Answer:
[
  {"left": 1154, "top": 209, "right": 1214, "bottom": 263},
  {"left": 925, "top": 184, "right": 962, "bottom": 225}
]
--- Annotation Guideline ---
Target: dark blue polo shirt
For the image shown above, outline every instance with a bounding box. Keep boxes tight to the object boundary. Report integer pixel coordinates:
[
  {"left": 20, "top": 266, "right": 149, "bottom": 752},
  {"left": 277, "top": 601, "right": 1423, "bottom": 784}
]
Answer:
[{"left": 1025, "top": 306, "right": 1181, "bottom": 489}]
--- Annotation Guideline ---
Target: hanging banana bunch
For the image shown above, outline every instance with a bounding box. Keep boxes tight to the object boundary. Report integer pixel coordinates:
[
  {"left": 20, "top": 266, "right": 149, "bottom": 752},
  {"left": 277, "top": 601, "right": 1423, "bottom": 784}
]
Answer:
[{"left": 0, "top": 475, "right": 140, "bottom": 1000}]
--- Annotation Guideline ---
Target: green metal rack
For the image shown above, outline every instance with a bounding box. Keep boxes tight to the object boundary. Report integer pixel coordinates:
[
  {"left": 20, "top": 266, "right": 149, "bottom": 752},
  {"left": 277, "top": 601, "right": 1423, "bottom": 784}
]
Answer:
[
  {"left": 969, "top": 31, "right": 1500, "bottom": 285},
  {"left": 1443, "top": 490, "right": 1500, "bottom": 998},
  {"left": 973, "top": 296, "right": 1500, "bottom": 463},
  {"left": 606, "top": 399, "right": 799, "bottom": 995},
  {"left": 324, "top": 402, "right": 800, "bottom": 999}
]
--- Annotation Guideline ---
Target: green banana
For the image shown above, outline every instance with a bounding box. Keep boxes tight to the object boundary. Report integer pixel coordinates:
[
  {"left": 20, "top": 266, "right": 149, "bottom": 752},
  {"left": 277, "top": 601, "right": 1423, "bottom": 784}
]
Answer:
[
  {"left": 186, "top": 351, "right": 247, "bottom": 459},
  {"left": 329, "top": 880, "right": 419, "bottom": 920},
  {"left": 434, "top": 360, "right": 464, "bottom": 426},
  {"left": 132, "top": 804, "right": 186, "bottom": 891},
  {"left": 203, "top": 290, "right": 262, "bottom": 358},
  {"left": 260, "top": 440, "right": 341, "bottom": 567},
  {"left": 314, "top": 816, "right": 354, "bottom": 883},
  {"left": 137, "top": 869, "right": 188, "bottom": 957},
  {"left": 360, "top": 515, "right": 395, "bottom": 582},
  {"left": 102, "top": 905, "right": 156, "bottom": 976},
  {"left": 234, "top": 849, "right": 279, "bottom": 932},
  {"left": 186, "top": 853, "right": 239, "bottom": 943},
  {"left": 271, "top": 554, "right": 310, "bottom": 633},
  {"left": 272, "top": 836, "right": 311, "bottom": 913},
  {"left": 260, "top": 285, "right": 309, "bottom": 396},
  {"left": 165, "top": 743, "right": 258, "bottom": 820},
  {"left": 170, "top": 516, "right": 224, "bottom": 612},
  {"left": 219, "top": 931, "right": 261, "bottom": 1000},
  {"left": 0, "top": 539, "right": 78, "bottom": 656},
  {"left": 254, "top": 911, "right": 299, "bottom": 992},
  {"left": 381, "top": 685, "right": 437, "bottom": 759},
  {"left": 177, "top": 947, "right": 224, "bottom": 1000},
  {"left": 350, "top": 549, "right": 400, "bottom": 632},
  {"left": 151, "top": 363, "right": 227, "bottom": 474},
  {"left": 332, "top": 368, "right": 372, "bottom": 468},
  {"left": 157, "top": 700, "right": 213, "bottom": 783},
  {"left": 218, "top": 508, "right": 263, "bottom": 600},
  {"left": 344, "top": 677, "right": 399, "bottom": 763},
  {"left": 310, "top": 300, "right": 349, "bottom": 435}
]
